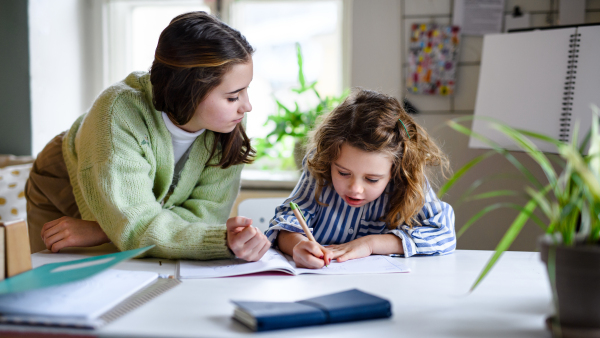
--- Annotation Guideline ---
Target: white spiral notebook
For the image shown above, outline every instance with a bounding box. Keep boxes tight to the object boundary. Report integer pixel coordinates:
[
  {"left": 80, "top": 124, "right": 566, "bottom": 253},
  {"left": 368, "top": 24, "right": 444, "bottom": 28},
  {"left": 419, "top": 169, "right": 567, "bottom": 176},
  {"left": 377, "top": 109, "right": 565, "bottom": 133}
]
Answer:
[
  {"left": 0, "top": 269, "right": 179, "bottom": 329},
  {"left": 471, "top": 24, "right": 600, "bottom": 154},
  {"left": 0, "top": 246, "right": 181, "bottom": 332}
]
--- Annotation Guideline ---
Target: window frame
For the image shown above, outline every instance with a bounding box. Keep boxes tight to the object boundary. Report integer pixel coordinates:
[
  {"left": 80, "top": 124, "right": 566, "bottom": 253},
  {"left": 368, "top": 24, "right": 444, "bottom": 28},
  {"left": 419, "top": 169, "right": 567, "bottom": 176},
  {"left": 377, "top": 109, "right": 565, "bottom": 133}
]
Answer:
[
  {"left": 101, "top": 0, "right": 216, "bottom": 88},
  {"left": 220, "top": 0, "right": 352, "bottom": 92}
]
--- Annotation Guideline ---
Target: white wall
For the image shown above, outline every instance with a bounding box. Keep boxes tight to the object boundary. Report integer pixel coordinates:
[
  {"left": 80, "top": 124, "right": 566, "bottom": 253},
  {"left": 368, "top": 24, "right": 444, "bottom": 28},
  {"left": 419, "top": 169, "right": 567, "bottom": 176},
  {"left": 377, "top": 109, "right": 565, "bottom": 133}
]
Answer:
[
  {"left": 29, "top": 0, "right": 103, "bottom": 156},
  {"left": 350, "top": 0, "right": 402, "bottom": 96},
  {"left": 19, "top": 0, "right": 600, "bottom": 250},
  {"left": 350, "top": 0, "right": 600, "bottom": 251}
]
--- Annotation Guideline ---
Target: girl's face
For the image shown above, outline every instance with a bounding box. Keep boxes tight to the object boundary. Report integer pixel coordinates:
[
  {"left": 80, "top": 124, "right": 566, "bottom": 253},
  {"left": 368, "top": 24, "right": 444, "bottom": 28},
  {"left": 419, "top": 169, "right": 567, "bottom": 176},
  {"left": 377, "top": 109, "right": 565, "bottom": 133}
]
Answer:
[
  {"left": 331, "top": 143, "right": 393, "bottom": 208},
  {"left": 180, "top": 59, "right": 254, "bottom": 133}
]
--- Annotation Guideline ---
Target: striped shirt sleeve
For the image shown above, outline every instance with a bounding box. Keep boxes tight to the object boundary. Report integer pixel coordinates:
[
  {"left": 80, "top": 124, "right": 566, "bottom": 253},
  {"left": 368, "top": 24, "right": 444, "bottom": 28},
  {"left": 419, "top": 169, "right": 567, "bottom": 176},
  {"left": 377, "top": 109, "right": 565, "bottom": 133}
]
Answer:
[
  {"left": 265, "top": 167, "right": 319, "bottom": 243},
  {"left": 385, "top": 183, "right": 456, "bottom": 257}
]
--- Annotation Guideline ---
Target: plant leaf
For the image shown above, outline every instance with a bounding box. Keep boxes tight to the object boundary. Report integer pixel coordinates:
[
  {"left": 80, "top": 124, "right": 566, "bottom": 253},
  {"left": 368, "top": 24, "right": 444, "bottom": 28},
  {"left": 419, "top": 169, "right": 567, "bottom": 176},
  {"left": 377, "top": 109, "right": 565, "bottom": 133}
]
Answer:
[
  {"left": 464, "top": 190, "right": 519, "bottom": 202},
  {"left": 457, "top": 202, "right": 545, "bottom": 238},
  {"left": 296, "top": 42, "right": 306, "bottom": 90},
  {"left": 588, "top": 105, "right": 600, "bottom": 176},
  {"left": 493, "top": 124, "right": 558, "bottom": 190},
  {"left": 470, "top": 194, "right": 542, "bottom": 291},
  {"left": 524, "top": 186, "right": 554, "bottom": 222},
  {"left": 447, "top": 119, "right": 543, "bottom": 190},
  {"left": 455, "top": 173, "right": 524, "bottom": 207},
  {"left": 438, "top": 150, "right": 496, "bottom": 198},
  {"left": 560, "top": 145, "right": 600, "bottom": 198}
]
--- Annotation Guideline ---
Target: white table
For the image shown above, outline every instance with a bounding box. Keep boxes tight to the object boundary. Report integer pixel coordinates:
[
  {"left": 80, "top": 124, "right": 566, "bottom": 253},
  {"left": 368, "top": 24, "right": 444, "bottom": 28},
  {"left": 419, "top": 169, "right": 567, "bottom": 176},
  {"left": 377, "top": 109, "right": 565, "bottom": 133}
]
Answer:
[{"left": 10, "top": 245, "right": 554, "bottom": 337}]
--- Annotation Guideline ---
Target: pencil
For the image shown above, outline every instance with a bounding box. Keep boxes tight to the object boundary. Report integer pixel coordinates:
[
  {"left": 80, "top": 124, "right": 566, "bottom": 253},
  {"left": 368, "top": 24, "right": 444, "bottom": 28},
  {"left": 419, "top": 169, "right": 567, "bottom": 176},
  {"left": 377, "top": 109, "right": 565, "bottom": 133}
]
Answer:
[
  {"left": 290, "top": 202, "right": 328, "bottom": 267},
  {"left": 289, "top": 202, "right": 316, "bottom": 242}
]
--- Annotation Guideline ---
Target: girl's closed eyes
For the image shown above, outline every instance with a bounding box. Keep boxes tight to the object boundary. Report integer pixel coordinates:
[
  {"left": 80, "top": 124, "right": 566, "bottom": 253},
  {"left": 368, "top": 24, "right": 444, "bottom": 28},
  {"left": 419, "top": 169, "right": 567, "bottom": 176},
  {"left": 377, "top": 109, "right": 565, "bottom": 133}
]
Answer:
[{"left": 337, "top": 171, "right": 381, "bottom": 183}]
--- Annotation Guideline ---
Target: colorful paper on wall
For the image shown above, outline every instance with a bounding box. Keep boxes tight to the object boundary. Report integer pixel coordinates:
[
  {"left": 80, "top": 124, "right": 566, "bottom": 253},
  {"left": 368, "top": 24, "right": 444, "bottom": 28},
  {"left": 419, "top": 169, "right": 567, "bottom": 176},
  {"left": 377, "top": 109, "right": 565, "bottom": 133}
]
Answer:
[{"left": 406, "top": 23, "right": 460, "bottom": 96}]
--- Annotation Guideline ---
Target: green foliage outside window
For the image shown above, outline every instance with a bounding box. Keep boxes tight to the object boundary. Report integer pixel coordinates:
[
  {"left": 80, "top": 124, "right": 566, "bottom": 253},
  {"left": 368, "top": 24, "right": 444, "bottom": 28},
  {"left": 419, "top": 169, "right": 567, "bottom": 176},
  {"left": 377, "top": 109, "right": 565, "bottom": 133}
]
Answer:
[{"left": 251, "top": 43, "right": 348, "bottom": 171}]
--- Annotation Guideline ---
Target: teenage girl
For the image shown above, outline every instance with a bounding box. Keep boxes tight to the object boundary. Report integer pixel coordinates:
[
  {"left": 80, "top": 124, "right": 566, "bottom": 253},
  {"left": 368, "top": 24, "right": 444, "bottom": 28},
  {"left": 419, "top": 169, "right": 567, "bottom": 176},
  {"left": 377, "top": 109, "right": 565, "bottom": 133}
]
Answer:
[
  {"left": 25, "top": 12, "right": 271, "bottom": 261},
  {"left": 266, "top": 89, "right": 456, "bottom": 268}
]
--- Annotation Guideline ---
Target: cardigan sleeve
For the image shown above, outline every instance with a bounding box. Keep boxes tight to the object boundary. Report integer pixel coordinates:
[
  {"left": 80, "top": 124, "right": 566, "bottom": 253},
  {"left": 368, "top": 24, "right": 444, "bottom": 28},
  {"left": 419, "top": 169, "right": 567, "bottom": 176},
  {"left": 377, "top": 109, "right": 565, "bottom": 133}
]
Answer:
[
  {"left": 384, "top": 183, "right": 456, "bottom": 257},
  {"left": 77, "top": 155, "right": 236, "bottom": 260},
  {"left": 69, "top": 90, "right": 239, "bottom": 260},
  {"left": 169, "top": 157, "right": 242, "bottom": 226}
]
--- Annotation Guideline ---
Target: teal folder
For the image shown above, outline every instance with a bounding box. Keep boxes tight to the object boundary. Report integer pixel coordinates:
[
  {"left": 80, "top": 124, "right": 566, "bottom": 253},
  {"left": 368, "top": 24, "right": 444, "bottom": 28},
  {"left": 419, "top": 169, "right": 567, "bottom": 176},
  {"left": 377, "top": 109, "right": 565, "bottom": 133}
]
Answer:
[{"left": 0, "top": 245, "right": 154, "bottom": 295}]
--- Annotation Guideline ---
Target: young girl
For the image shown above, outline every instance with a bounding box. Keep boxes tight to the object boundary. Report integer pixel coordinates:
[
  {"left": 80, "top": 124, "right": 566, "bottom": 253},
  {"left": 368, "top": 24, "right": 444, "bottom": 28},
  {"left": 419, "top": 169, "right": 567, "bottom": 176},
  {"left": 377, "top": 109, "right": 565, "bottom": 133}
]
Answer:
[
  {"left": 25, "top": 12, "right": 271, "bottom": 261},
  {"left": 266, "top": 89, "right": 456, "bottom": 269}
]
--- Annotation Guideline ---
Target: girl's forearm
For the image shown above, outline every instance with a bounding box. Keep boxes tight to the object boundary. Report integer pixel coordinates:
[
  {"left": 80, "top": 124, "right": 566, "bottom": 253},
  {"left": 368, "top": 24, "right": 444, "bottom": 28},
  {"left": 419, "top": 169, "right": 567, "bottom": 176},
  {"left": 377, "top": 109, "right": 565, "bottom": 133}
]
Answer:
[
  {"left": 276, "top": 231, "right": 308, "bottom": 256},
  {"left": 368, "top": 234, "right": 404, "bottom": 255}
]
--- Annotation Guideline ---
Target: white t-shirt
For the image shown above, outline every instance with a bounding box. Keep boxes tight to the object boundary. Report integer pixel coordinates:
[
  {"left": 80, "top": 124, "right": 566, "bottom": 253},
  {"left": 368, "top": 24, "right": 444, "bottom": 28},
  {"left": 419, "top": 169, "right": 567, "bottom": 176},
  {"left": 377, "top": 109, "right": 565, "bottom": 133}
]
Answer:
[{"left": 161, "top": 112, "right": 205, "bottom": 165}]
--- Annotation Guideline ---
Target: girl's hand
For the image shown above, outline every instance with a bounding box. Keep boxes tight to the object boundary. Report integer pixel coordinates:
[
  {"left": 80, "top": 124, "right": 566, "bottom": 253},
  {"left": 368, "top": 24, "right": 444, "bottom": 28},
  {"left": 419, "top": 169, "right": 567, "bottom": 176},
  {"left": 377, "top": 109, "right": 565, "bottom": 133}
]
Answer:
[
  {"left": 226, "top": 216, "right": 271, "bottom": 262},
  {"left": 292, "top": 241, "right": 333, "bottom": 269},
  {"left": 328, "top": 236, "right": 374, "bottom": 262},
  {"left": 41, "top": 217, "right": 111, "bottom": 252}
]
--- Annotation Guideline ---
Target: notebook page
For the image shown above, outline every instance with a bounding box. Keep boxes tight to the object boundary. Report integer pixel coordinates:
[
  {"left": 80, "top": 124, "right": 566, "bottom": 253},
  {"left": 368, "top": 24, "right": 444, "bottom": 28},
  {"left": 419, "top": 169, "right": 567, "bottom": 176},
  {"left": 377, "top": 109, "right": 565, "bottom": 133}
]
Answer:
[
  {"left": 292, "top": 255, "right": 410, "bottom": 275},
  {"left": 570, "top": 25, "right": 600, "bottom": 152},
  {"left": 470, "top": 28, "right": 576, "bottom": 153},
  {"left": 178, "top": 248, "right": 294, "bottom": 279},
  {"left": 0, "top": 269, "right": 157, "bottom": 319}
]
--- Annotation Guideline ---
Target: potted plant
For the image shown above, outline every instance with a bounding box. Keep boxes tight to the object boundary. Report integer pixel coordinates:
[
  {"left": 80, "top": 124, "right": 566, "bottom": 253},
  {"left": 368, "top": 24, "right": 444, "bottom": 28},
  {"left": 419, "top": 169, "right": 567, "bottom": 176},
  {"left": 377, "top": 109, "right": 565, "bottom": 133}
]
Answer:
[
  {"left": 254, "top": 43, "right": 348, "bottom": 169},
  {"left": 440, "top": 106, "right": 600, "bottom": 332}
]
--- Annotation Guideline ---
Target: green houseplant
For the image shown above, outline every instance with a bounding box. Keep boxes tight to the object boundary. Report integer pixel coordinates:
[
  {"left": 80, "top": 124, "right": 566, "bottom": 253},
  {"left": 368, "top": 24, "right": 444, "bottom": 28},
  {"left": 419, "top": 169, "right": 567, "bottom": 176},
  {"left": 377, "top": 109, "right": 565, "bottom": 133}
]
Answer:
[
  {"left": 439, "top": 106, "right": 600, "bottom": 330},
  {"left": 254, "top": 43, "right": 348, "bottom": 170}
]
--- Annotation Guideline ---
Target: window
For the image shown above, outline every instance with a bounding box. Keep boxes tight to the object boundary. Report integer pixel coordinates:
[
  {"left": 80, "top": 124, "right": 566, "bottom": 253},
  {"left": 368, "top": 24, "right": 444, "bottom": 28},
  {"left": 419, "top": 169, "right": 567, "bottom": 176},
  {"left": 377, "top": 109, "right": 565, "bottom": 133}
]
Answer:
[
  {"left": 102, "top": 0, "right": 347, "bottom": 179},
  {"left": 103, "top": 0, "right": 212, "bottom": 86},
  {"left": 228, "top": 0, "right": 345, "bottom": 144}
]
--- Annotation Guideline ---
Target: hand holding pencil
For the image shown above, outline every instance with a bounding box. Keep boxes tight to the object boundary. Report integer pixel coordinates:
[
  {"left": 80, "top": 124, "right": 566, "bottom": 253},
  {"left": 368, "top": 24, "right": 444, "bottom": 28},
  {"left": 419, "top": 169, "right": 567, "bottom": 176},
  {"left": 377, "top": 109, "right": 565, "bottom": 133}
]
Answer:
[{"left": 290, "top": 202, "right": 332, "bottom": 268}]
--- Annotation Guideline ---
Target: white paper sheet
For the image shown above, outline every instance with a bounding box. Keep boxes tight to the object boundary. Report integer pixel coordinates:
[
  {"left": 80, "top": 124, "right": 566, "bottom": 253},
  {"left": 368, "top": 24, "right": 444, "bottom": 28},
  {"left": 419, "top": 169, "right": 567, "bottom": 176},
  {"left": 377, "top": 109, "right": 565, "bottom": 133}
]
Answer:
[
  {"left": 178, "top": 249, "right": 295, "bottom": 278},
  {"left": 453, "top": 0, "right": 505, "bottom": 36},
  {"left": 293, "top": 254, "right": 410, "bottom": 275},
  {"left": 178, "top": 248, "right": 410, "bottom": 279}
]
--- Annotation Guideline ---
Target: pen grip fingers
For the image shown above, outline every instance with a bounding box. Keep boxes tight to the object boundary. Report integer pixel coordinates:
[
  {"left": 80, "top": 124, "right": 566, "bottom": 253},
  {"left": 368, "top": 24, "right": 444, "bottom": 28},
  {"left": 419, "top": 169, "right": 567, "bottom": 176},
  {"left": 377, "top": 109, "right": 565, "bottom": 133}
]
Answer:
[{"left": 321, "top": 247, "right": 333, "bottom": 266}]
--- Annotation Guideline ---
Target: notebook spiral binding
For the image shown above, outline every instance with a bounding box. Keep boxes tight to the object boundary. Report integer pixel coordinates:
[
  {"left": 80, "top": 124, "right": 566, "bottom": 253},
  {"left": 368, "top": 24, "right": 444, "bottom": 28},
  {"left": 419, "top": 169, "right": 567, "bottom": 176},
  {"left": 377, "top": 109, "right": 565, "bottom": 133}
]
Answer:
[
  {"left": 560, "top": 31, "right": 580, "bottom": 142},
  {"left": 99, "top": 277, "right": 181, "bottom": 325}
]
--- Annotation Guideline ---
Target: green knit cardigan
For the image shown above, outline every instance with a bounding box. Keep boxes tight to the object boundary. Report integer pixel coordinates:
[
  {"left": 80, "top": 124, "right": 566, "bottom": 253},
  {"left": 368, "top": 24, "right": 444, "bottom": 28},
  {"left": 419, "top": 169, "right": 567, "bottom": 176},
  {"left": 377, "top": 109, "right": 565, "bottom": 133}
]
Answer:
[{"left": 63, "top": 72, "right": 240, "bottom": 260}]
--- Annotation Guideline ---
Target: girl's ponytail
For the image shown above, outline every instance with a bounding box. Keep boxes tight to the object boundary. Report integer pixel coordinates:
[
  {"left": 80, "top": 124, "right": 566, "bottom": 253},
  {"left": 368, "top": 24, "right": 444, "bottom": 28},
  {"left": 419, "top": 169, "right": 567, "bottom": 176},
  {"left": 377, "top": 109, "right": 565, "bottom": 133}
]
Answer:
[{"left": 386, "top": 117, "right": 449, "bottom": 229}]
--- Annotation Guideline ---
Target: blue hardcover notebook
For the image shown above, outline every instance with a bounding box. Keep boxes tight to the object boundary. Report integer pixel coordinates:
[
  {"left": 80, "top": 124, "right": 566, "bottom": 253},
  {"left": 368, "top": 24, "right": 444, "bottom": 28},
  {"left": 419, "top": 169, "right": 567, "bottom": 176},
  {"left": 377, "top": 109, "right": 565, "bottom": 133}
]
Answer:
[{"left": 231, "top": 289, "right": 392, "bottom": 331}]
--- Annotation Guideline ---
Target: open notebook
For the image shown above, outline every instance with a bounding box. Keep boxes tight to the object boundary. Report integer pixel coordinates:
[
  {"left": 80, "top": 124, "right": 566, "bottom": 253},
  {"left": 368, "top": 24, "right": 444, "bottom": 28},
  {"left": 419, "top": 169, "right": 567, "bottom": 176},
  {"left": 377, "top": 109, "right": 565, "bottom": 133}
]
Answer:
[{"left": 177, "top": 248, "right": 409, "bottom": 279}]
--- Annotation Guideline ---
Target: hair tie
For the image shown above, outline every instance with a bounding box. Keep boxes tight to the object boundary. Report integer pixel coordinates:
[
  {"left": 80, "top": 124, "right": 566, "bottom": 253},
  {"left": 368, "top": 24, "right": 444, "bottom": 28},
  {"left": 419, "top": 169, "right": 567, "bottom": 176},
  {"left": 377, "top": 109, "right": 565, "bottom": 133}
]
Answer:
[{"left": 399, "top": 119, "right": 410, "bottom": 139}]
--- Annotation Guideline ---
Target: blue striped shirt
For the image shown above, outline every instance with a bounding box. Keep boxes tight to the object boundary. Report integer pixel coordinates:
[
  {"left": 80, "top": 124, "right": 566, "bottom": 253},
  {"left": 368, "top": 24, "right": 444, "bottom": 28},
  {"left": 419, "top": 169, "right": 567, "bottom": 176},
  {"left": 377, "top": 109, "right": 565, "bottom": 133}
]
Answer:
[{"left": 265, "top": 168, "right": 456, "bottom": 257}]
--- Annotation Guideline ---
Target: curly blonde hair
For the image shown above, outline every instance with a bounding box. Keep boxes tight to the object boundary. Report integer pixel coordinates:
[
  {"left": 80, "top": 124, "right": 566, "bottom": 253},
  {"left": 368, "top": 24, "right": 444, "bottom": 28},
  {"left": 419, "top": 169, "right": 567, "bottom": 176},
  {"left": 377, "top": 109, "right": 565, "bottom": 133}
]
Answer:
[{"left": 306, "top": 89, "right": 450, "bottom": 229}]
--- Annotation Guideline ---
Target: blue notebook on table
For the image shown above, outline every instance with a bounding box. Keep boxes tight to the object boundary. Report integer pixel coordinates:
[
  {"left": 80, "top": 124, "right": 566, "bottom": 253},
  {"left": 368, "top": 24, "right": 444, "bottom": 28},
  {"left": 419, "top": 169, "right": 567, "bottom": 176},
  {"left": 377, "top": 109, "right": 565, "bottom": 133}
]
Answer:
[{"left": 232, "top": 289, "right": 392, "bottom": 331}]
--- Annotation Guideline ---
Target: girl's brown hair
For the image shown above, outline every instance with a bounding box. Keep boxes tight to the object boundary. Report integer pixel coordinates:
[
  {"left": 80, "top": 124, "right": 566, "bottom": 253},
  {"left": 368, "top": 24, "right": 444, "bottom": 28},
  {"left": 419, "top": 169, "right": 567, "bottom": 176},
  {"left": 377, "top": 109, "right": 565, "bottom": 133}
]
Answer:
[
  {"left": 307, "top": 89, "right": 450, "bottom": 229},
  {"left": 151, "top": 11, "right": 255, "bottom": 168}
]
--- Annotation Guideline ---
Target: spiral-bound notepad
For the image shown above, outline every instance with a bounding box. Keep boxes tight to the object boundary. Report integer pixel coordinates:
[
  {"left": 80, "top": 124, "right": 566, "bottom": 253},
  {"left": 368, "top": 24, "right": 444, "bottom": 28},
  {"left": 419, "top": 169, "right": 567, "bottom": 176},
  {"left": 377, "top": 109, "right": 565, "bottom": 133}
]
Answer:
[
  {"left": 0, "top": 246, "right": 181, "bottom": 331},
  {"left": 0, "top": 269, "right": 180, "bottom": 329},
  {"left": 470, "top": 24, "right": 600, "bottom": 154}
]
